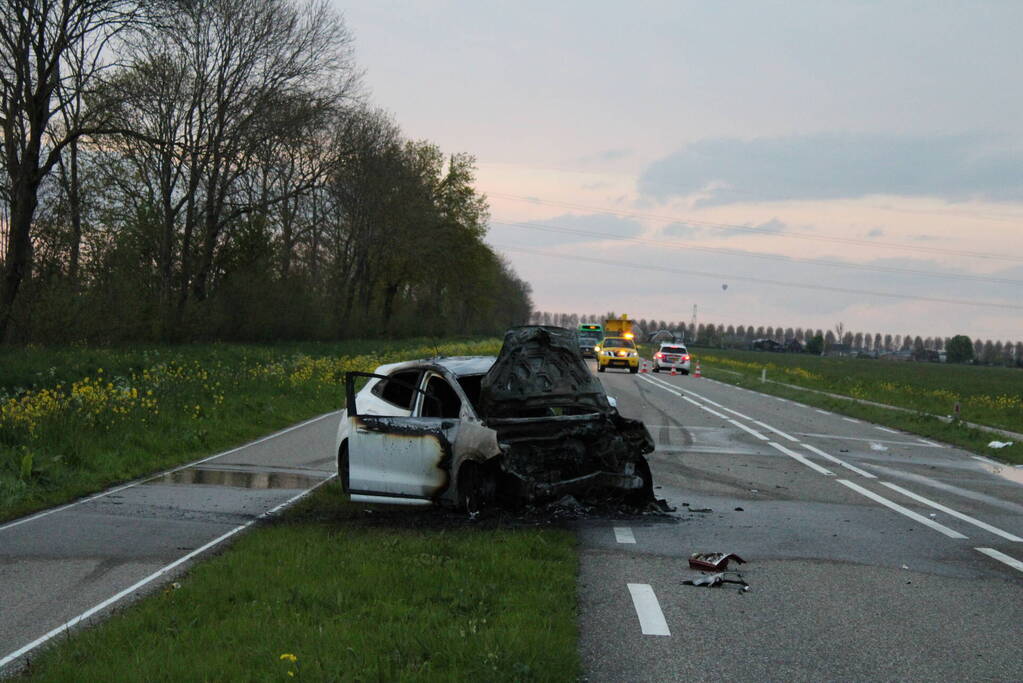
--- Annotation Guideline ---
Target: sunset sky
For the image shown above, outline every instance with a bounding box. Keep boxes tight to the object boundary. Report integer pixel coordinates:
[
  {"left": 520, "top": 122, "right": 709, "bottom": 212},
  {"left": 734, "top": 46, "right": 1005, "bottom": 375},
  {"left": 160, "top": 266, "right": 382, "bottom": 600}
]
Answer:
[{"left": 336, "top": 1, "right": 1022, "bottom": 340}]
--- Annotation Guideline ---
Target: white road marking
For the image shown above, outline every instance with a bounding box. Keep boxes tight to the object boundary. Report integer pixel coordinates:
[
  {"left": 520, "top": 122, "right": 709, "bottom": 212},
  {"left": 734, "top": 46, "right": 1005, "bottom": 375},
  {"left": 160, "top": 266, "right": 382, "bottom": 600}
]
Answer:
[
  {"left": 768, "top": 442, "right": 835, "bottom": 476},
  {"left": 752, "top": 419, "right": 799, "bottom": 442},
  {"left": 614, "top": 526, "right": 636, "bottom": 544},
  {"left": 801, "top": 443, "right": 877, "bottom": 478},
  {"left": 975, "top": 547, "right": 1023, "bottom": 574},
  {"left": 638, "top": 374, "right": 681, "bottom": 396},
  {"left": 728, "top": 419, "right": 770, "bottom": 441},
  {"left": 0, "top": 411, "right": 341, "bottom": 534},
  {"left": 627, "top": 584, "right": 671, "bottom": 636},
  {"left": 879, "top": 482, "right": 1022, "bottom": 542},
  {"left": 876, "top": 426, "right": 900, "bottom": 434},
  {"left": 836, "top": 479, "right": 968, "bottom": 539},
  {"left": 843, "top": 417, "right": 860, "bottom": 424},
  {"left": 916, "top": 438, "right": 943, "bottom": 448},
  {"left": 815, "top": 409, "right": 830, "bottom": 415},
  {"left": 794, "top": 433, "right": 943, "bottom": 448},
  {"left": 0, "top": 476, "right": 334, "bottom": 670},
  {"left": 718, "top": 405, "right": 755, "bottom": 421}
]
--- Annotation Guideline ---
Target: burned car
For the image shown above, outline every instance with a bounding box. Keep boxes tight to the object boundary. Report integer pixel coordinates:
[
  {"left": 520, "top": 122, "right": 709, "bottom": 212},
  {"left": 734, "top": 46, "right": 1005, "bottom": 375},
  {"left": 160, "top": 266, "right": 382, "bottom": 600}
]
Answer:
[{"left": 336, "top": 326, "right": 656, "bottom": 510}]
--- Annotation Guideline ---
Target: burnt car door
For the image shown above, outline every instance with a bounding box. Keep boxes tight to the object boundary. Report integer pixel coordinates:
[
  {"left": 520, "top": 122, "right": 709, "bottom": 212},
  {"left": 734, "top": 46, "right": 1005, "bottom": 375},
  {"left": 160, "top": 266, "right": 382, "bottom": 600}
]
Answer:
[{"left": 345, "top": 370, "right": 462, "bottom": 500}]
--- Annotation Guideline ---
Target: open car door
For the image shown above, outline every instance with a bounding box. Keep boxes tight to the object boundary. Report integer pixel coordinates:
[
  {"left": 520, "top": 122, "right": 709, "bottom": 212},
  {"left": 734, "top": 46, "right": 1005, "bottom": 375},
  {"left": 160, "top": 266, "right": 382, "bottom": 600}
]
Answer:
[{"left": 345, "top": 371, "right": 460, "bottom": 501}]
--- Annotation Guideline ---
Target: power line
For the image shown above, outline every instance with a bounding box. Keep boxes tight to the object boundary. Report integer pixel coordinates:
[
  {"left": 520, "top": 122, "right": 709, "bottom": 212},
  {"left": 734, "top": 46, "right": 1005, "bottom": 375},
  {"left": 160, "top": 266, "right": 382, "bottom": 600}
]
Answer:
[
  {"left": 491, "top": 219, "right": 1023, "bottom": 286},
  {"left": 490, "top": 243, "right": 1023, "bottom": 312},
  {"left": 487, "top": 192, "right": 1023, "bottom": 263}
]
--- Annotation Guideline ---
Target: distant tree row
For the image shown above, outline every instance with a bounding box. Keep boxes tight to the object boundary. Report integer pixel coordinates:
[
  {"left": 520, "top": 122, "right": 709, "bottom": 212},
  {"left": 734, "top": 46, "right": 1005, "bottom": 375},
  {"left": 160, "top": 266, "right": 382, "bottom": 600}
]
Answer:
[
  {"left": 530, "top": 312, "right": 1022, "bottom": 367},
  {"left": 0, "top": 0, "right": 531, "bottom": 344}
]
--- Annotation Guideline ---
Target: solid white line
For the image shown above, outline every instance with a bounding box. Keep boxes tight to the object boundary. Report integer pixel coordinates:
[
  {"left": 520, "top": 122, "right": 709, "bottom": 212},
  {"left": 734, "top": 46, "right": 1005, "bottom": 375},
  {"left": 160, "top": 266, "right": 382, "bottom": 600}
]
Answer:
[
  {"left": 801, "top": 443, "right": 877, "bottom": 478},
  {"left": 728, "top": 419, "right": 770, "bottom": 441},
  {"left": 843, "top": 417, "right": 860, "bottom": 424},
  {"left": 752, "top": 419, "right": 799, "bottom": 442},
  {"left": 0, "top": 411, "right": 341, "bottom": 534},
  {"left": 627, "top": 584, "right": 670, "bottom": 636},
  {"left": 768, "top": 442, "right": 834, "bottom": 476},
  {"left": 719, "top": 405, "right": 755, "bottom": 421},
  {"left": 836, "top": 479, "right": 967, "bottom": 539},
  {"left": 614, "top": 526, "right": 636, "bottom": 544},
  {"left": 916, "top": 438, "right": 943, "bottom": 448},
  {"left": 0, "top": 476, "right": 334, "bottom": 670},
  {"left": 879, "top": 482, "right": 1022, "bottom": 542},
  {"left": 794, "top": 433, "right": 943, "bottom": 448},
  {"left": 638, "top": 375, "right": 680, "bottom": 397},
  {"left": 975, "top": 547, "right": 1023, "bottom": 573},
  {"left": 876, "top": 426, "right": 900, "bottom": 434},
  {"left": 815, "top": 409, "right": 830, "bottom": 415}
]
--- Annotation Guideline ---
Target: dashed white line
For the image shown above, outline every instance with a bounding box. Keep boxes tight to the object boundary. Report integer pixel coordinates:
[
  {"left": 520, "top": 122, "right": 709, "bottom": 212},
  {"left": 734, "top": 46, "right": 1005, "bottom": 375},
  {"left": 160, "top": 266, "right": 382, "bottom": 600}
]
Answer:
[
  {"left": 614, "top": 526, "right": 636, "bottom": 544},
  {"left": 879, "top": 482, "right": 1023, "bottom": 542},
  {"left": 975, "top": 547, "right": 1023, "bottom": 574},
  {"left": 768, "top": 442, "right": 835, "bottom": 476},
  {"left": 627, "top": 584, "right": 671, "bottom": 636},
  {"left": 876, "top": 426, "right": 900, "bottom": 434},
  {"left": 728, "top": 419, "right": 770, "bottom": 441},
  {"left": 836, "top": 479, "right": 967, "bottom": 539},
  {"left": 842, "top": 417, "right": 860, "bottom": 424},
  {"left": 752, "top": 419, "right": 799, "bottom": 442},
  {"left": 801, "top": 443, "right": 877, "bottom": 478},
  {"left": 815, "top": 409, "right": 830, "bottom": 415},
  {"left": 0, "top": 476, "right": 334, "bottom": 669},
  {"left": 916, "top": 438, "right": 943, "bottom": 448}
]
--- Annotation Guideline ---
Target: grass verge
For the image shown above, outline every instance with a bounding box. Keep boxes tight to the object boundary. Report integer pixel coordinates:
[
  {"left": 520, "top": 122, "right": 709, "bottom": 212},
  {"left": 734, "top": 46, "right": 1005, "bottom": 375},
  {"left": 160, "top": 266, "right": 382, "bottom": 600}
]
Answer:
[
  {"left": 0, "top": 339, "right": 501, "bottom": 522},
  {"left": 20, "top": 485, "right": 580, "bottom": 682}
]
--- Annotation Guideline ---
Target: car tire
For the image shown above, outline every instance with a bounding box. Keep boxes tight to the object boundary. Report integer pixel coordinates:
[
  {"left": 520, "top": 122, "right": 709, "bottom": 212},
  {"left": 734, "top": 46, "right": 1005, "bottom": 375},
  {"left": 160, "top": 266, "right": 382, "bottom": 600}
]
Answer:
[
  {"left": 457, "top": 461, "right": 494, "bottom": 514},
  {"left": 629, "top": 366, "right": 638, "bottom": 374},
  {"left": 597, "top": 364, "right": 605, "bottom": 373},
  {"left": 681, "top": 370, "right": 689, "bottom": 375},
  {"left": 653, "top": 367, "right": 659, "bottom": 373},
  {"left": 337, "top": 441, "right": 350, "bottom": 493}
]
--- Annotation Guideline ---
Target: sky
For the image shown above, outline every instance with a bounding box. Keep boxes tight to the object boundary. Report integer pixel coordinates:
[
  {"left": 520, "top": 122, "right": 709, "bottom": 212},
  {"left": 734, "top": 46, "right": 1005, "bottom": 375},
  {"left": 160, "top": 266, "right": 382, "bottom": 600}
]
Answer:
[{"left": 335, "top": 1, "right": 1023, "bottom": 341}]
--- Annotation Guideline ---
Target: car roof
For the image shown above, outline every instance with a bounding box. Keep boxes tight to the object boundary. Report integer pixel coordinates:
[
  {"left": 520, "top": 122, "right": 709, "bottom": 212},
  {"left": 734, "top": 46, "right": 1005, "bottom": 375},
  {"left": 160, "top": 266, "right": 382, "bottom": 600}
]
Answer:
[
  {"left": 659, "top": 342, "right": 687, "bottom": 347},
  {"left": 373, "top": 355, "right": 497, "bottom": 378}
]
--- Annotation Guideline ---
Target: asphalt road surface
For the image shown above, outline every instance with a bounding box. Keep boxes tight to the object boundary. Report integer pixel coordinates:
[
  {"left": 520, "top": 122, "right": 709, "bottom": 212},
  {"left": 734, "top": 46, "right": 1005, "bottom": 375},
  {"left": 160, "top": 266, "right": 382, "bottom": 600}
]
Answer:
[
  {"left": 582, "top": 365, "right": 1023, "bottom": 681},
  {"left": 0, "top": 413, "right": 339, "bottom": 675}
]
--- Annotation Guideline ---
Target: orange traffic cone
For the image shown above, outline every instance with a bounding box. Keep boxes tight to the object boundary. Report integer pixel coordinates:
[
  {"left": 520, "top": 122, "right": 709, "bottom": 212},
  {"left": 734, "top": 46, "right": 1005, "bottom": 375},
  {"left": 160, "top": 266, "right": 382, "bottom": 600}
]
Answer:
[
  {"left": 694, "top": 361, "right": 702, "bottom": 378},
  {"left": 670, "top": 364, "right": 677, "bottom": 376}
]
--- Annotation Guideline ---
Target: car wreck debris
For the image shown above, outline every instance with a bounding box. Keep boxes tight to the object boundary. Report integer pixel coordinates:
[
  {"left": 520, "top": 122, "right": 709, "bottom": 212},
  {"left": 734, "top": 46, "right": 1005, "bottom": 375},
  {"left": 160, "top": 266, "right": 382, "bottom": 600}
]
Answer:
[
  {"left": 683, "top": 572, "right": 750, "bottom": 591},
  {"left": 689, "top": 552, "right": 746, "bottom": 571}
]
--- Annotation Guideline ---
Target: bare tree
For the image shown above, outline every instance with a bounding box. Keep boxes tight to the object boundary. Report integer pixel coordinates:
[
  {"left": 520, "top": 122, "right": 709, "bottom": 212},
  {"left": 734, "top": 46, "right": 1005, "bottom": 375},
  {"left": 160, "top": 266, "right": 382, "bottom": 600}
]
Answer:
[{"left": 0, "top": 0, "right": 137, "bottom": 340}]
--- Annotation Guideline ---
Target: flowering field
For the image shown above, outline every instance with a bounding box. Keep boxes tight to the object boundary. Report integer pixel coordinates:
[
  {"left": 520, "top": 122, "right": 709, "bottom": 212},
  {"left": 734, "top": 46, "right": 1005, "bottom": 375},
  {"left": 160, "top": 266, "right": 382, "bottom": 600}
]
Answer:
[
  {"left": 695, "top": 349, "right": 1022, "bottom": 433},
  {"left": 0, "top": 339, "right": 501, "bottom": 521}
]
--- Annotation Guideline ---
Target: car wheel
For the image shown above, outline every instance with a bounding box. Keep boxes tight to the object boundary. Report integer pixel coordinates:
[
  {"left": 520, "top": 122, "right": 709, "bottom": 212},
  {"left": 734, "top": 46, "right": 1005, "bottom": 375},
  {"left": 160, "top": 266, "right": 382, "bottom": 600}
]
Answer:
[
  {"left": 458, "top": 461, "right": 494, "bottom": 514},
  {"left": 681, "top": 370, "right": 689, "bottom": 375},
  {"left": 653, "top": 367, "right": 659, "bottom": 373},
  {"left": 337, "top": 441, "right": 350, "bottom": 493},
  {"left": 629, "top": 366, "right": 638, "bottom": 374},
  {"left": 598, "top": 364, "right": 605, "bottom": 373}
]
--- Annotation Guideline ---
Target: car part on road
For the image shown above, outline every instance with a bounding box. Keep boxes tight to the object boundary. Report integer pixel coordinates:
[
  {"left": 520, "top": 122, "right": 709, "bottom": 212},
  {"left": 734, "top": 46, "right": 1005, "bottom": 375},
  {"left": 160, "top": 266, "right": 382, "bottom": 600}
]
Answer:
[
  {"left": 682, "top": 572, "right": 750, "bottom": 590},
  {"left": 689, "top": 552, "right": 746, "bottom": 571}
]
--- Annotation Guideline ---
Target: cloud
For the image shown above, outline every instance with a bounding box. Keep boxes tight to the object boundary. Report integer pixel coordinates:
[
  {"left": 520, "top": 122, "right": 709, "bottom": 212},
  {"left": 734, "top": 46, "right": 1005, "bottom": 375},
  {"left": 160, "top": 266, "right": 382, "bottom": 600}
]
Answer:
[
  {"left": 638, "top": 133, "right": 1023, "bottom": 206},
  {"left": 488, "top": 212, "right": 644, "bottom": 248},
  {"left": 662, "top": 217, "right": 788, "bottom": 241}
]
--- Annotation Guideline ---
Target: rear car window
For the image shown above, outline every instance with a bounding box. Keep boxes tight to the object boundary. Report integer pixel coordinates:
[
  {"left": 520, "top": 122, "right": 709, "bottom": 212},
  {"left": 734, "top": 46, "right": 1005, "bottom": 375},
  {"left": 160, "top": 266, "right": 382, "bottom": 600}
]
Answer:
[
  {"left": 371, "top": 370, "right": 421, "bottom": 410},
  {"left": 661, "top": 346, "right": 687, "bottom": 354}
]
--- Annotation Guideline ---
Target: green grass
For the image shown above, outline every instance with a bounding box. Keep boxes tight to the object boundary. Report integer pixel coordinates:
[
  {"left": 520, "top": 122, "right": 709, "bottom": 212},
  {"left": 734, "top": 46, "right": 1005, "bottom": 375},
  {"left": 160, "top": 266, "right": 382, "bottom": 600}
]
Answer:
[
  {"left": 20, "top": 486, "right": 580, "bottom": 682},
  {"left": 687, "top": 348, "right": 1023, "bottom": 465},
  {"left": 0, "top": 339, "right": 501, "bottom": 522}
]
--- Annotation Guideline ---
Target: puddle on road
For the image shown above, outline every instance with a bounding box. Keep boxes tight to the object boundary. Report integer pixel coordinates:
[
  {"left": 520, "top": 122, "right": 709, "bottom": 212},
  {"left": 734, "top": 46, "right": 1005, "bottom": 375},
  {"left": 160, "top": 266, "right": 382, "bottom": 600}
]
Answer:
[
  {"left": 145, "top": 466, "right": 324, "bottom": 490},
  {"left": 977, "top": 461, "right": 1023, "bottom": 486}
]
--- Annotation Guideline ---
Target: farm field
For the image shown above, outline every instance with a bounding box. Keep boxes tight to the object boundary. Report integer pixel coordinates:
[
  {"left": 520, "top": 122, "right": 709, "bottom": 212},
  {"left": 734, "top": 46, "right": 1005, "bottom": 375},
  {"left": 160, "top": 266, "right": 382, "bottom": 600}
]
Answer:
[
  {"left": 0, "top": 339, "right": 501, "bottom": 522},
  {"left": 19, "top": 485, "right": 579, "bottom": 682},
  {"left": 687, "top": 347, "right": 1023, "bottom": 464}
]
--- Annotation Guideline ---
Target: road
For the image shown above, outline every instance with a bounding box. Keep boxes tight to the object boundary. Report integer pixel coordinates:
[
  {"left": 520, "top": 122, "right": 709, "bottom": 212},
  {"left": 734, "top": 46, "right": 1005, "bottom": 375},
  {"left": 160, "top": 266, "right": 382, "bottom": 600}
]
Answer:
[
  {"left": 2, "top": 367, "right": 1021, "bottom": 680},
  {"left": 582, "top": 366, "right": 1023, "bottom": 681},
  {"left": 0, "top": 413, "right": 338, "bottom": 675}
]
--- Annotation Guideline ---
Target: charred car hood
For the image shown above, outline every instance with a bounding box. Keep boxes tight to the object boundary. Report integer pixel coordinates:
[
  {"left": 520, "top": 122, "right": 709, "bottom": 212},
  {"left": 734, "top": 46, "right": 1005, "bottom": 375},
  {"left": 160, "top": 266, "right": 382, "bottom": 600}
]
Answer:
[{"left": 479, "top": 325, "right": 612, "bottom": 419}]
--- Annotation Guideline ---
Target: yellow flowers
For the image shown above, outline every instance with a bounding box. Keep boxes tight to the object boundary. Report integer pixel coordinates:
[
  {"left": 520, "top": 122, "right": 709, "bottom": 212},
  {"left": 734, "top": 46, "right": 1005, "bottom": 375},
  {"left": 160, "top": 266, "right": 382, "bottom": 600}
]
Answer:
[{"left": 279, "top": 654, "right": 297, "bottom": 663}]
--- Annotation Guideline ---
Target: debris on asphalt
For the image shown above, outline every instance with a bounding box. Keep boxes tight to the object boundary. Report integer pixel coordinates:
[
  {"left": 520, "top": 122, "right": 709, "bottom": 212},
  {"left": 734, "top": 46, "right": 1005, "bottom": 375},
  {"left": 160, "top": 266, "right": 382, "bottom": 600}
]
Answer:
[
  {"left": 683, "top": 571, "right": 750, "bottom": 591},
  {"left": 734, "top": 506, "right": 744, "bottom": 511},
  {"left": 987, "top": 441, "right": 1013, "bottom": 449},
  {"left": 870, "top": 442, "right": 889, "bottom": 452},
  {"left": 689, "top": 507, "right": 713, "bottom": 513},
  {"left": 689, "top": 552, "right": 746, "bottom": 571}
]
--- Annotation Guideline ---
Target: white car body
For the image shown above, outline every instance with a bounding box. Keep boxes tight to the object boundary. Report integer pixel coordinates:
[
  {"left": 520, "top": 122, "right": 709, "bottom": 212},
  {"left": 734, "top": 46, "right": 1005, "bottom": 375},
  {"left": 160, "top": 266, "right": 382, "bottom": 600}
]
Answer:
[{"left": 652, "top": 343, "right": 691, "bottom": 374}]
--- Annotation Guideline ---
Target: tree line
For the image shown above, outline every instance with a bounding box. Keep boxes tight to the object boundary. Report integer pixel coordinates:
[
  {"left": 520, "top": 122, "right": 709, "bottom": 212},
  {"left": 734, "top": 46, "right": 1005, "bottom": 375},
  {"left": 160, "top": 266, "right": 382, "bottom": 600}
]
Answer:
[
  {"left": 0, "top": 0, "right": 531, "bottom": 344},
  {"left": 532, "top": 312, "right": 1022, "bottom": 367}
]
